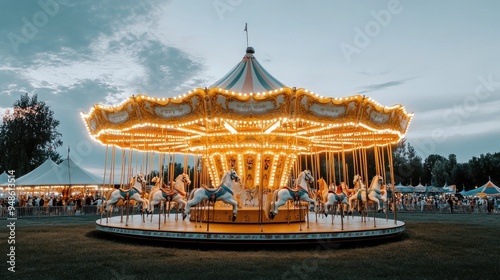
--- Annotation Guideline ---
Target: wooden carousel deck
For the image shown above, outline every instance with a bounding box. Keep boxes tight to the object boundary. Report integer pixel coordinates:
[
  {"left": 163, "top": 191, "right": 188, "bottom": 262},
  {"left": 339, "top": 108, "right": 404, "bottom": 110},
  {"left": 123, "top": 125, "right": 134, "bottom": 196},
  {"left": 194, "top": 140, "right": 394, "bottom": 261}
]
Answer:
[{"left": 96, "top": 208, "right": 405, "bottom": 246}]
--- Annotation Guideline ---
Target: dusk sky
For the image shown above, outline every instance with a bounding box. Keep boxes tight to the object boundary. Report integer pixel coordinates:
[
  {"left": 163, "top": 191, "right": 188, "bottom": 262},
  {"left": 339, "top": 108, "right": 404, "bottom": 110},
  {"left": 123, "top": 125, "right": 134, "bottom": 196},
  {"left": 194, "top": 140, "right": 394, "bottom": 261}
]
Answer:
[{"left": 1, "top": 0, "right": 499, "bottom": 176}]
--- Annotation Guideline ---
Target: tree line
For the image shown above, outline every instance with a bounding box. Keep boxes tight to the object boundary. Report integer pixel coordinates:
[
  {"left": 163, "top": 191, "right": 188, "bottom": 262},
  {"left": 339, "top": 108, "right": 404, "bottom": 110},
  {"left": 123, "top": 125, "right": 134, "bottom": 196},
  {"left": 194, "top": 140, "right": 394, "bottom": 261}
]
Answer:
[{"left": 392, "top": 140, "right": 500, "bottom": 190}]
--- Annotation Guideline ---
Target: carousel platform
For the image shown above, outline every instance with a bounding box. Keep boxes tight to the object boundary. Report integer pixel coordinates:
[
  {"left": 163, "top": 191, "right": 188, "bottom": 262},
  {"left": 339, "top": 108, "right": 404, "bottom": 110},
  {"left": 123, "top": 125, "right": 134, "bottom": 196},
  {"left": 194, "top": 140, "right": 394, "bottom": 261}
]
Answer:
[{"left": 95, "top": 209, "right": 405, "bottom": 247}]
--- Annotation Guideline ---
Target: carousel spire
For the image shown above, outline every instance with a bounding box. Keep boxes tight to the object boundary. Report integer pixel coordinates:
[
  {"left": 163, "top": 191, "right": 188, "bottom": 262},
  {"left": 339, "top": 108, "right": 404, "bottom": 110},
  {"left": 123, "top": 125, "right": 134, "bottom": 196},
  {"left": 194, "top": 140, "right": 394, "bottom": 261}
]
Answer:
[
  {"left": 244, "top": 22, "right": 249, "bottom": 48},
  {"left": 210, "top": 45, "right": 285, "bottom": 93}
]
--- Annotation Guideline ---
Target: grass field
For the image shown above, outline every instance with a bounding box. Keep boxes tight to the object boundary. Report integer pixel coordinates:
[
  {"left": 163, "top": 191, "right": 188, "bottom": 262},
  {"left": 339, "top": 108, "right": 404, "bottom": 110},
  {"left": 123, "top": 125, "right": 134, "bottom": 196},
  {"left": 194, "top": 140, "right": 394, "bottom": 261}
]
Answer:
[{"left": 2, "top": 212, "right": 499, "bottom": 280}]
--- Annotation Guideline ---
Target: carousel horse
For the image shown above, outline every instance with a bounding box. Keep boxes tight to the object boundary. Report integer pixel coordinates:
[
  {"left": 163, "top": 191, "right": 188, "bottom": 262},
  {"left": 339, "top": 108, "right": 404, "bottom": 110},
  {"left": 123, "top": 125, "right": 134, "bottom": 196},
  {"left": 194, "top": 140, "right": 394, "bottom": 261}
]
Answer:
[
  {"left": 105, "top": 173, "right": 150, "bottom": 214},
  {"left": 148, "top": 174, "right": 191, "bottom": 216},
  {"left": 348, "top": 175, "right": 387, "bottom": 214},
  {"left": 347, "top": 174, "right": 365, "bottom": 214},
  {"left": 267, "top": 170, "right": 317, "bottom": 220},
  {"left": 101, "top": 194, "right": 138, "bottom": 213},
  {"left": 183, "top": 169, "right": 240, "bottom": 222},
  {"left": 317, "top": 178, "right": 350, "bottom": 216}
]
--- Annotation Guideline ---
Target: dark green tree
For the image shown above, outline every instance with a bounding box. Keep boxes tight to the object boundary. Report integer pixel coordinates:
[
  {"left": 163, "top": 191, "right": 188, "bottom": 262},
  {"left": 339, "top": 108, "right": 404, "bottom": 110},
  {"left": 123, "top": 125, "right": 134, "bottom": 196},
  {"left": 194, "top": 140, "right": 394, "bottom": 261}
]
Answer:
[
  {"left": 451, "top": 163, "right": 472, "bottom": 192},
  {"left": 467, "top": 153, "right": 500, "bottom": 188},
  {"left": 431, "top": 159, "right": 448, "bottom": 187},
  {"left": 406, "top": 142, "right": 423, "bottom": 185},
  {"left": 422, "top": 154, "right": 447, "bottom": 185},
  {"left": 391, "top": 140, "right": 423, "bottom": 186},
  {"left": 0, "top": 93, "right": 63, "bottom": 176}
]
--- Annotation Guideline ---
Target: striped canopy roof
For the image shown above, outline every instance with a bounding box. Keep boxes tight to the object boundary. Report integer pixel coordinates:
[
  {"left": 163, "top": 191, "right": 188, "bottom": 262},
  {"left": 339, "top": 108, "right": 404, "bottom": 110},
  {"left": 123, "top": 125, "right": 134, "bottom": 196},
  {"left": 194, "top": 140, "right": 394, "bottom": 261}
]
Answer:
[
  {"left": 210, "top": 47, "right": 286, "bottom": 93},
  {"left": 463, "top": 180, "right": 500, "bottom": 197}
]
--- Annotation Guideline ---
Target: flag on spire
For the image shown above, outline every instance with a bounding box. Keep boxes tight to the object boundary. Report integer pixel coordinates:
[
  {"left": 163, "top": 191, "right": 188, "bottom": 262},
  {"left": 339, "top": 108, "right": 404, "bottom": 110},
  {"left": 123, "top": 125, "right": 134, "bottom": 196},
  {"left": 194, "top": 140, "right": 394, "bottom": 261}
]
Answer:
[{"left": 244, "top": 23, "right": 249, "bottom": 47}]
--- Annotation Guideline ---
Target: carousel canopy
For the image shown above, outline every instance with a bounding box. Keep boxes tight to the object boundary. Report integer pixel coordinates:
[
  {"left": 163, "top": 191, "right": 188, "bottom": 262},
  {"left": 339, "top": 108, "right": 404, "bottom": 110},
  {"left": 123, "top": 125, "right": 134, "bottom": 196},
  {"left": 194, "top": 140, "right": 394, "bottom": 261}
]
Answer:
[
  {"left": 210, "top": 47, "right": 286, "bottom": 94},
  {"left": 81, "top": 47, "right": 413, "bottom": 155},
  {"left": 462, "top": 180, "right": 500, "bottom": 197}
]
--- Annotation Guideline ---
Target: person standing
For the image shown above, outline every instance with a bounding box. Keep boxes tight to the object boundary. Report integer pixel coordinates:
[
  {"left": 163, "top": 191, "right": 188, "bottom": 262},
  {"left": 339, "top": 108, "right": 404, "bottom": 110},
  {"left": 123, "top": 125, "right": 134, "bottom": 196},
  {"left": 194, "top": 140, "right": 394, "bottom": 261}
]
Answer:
[{"left": 447, "top": 196, "right": 454, "bottom": 213}]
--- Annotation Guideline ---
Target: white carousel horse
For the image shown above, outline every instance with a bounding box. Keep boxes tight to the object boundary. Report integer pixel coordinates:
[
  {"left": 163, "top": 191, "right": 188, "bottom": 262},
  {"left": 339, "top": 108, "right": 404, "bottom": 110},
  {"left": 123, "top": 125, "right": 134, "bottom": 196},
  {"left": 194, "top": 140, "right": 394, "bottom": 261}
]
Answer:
[
  {"left": 183, "top": 169, "right": 240, "bottom": 222},
  {"left": 317, "top": 178, "right": 350, "bottom": 216},
  {"left": 347, "top": 174, "right": 365, "bottom": 214},
  {"left": 267, "top": 170, "right": 317, "bottom": 220},
  {"left": 148, "top": 174, "right": 191, "bottom": 215},
  {"left": 348, "top": 175, "right": 387, "bottom": 214},
  {"left": 105, "top": 173, "right": 149, "bottom": 214}
]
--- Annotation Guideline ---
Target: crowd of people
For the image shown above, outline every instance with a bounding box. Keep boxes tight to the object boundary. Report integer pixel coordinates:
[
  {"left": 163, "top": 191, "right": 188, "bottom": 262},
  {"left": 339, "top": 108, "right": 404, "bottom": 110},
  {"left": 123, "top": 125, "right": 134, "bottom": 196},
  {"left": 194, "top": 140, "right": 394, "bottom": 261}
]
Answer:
[
  {"left": 0, "top": 193, "right": 104, "bottom": 217},
  {"left": 1, "top": 191, "right": 500, "bottom": 217},
  {"left": 391, "top": 193, "right": 500, "bottom": 214}
]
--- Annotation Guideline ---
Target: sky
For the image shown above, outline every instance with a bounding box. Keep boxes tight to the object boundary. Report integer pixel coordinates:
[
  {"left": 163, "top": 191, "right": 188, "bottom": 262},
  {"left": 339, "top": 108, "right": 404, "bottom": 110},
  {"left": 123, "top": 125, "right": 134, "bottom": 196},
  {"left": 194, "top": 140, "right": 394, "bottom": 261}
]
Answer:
[{"left": 1, "top": 0, "right": 499, "bottom": 176}]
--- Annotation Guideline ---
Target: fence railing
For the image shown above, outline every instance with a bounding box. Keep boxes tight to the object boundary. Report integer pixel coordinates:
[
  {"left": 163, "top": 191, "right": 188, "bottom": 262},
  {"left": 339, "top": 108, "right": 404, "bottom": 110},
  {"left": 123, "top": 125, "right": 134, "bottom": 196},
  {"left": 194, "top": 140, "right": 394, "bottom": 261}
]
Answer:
[{"left": 0, "top": 205, "right": 104, "bottom": 218}]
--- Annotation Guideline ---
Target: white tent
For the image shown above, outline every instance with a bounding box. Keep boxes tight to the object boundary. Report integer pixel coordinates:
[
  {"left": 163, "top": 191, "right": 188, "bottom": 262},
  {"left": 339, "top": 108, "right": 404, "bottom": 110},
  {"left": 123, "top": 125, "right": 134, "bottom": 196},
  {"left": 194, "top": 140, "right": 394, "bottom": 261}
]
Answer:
[
  {"left": 443, "top": 183, "right": 456, "bottom": 193},
  {"left": 394, "top": 183, "right": 415, "bottom": 193},
  {"left": 0, "top": 159, "right": 57, "bottom": 186},
  {"left": 0, "top": 171, "right": 9, "bottom": 184},
  {"left": 24, "top": 157, "right": 103, "bottom": 186},
  {"left": 0, "top": 171, "right": 9, "bottom": 198},
  {"left": 414, "top": 183, "right": 426, "bottom": 193},
  {"left": 0, "top": 171, "right": 10, "bottom": 196}
]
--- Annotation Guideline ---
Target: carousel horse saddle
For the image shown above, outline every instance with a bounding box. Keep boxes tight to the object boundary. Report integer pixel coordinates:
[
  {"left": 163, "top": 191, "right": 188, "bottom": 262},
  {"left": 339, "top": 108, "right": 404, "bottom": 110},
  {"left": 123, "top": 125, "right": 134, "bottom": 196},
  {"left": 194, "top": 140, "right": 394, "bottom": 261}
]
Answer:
[
  {"left": 328, "top": 190, "right": 345, "bottom": 196},
  {"left": 370, "top": 189, "right": 382, "bottom": 196},
  {"left": 282, "top": 187, "right": 308, "bottom": 201},
  {"left": 335, "top": 185, "right": 345, "bottom": 195},
  {"left": 119, "top": 187, "right": 139, "bottom": 198},
  {"left": 203, "top": 185, "right": 233, "bottom": 203},
  {"left": 160, "top": 189, "right": 179, "bottom": 200},
  {"left": 161, "top": 187, "right": 186, "bottom": 196},
  {"left": 356, "top": 190, "right": 365, "bottom": 200}
]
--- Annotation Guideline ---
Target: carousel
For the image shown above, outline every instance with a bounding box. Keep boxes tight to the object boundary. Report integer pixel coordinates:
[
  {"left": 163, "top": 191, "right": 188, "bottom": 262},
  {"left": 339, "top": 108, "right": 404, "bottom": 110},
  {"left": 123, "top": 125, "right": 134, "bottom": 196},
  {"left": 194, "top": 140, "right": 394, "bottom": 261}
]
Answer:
[{"left": 82, "top": 46, "right": 413, "bottom": 246}]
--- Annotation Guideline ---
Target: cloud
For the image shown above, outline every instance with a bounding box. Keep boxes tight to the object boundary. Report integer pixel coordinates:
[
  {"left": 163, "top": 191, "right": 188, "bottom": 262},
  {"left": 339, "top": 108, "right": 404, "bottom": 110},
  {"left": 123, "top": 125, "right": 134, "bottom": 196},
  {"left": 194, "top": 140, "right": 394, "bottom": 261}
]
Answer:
[
  {"left": 0, "top": 70, "right": 35, "bottom": 98},
  {"left": 357, "top": 77, "right": 416, "bottom": 94},
  {"left": 0, "top": 0, "right": 205, "bottom": 107},
  {"left": 407, "top": 127, "right": 500, "bottom": 163},
  {"left": 131, "top": 37, "right": 207, "bottom": 96},
  {"left": 407, "top": 98, "right": 500, "bottom": 142},
  {"left": 0, "top": 0, "right": 207, "bottom": 167},
  {"left": 358, "top": 71, "right": 389, "bottom": 76},
  {"left": 0, "top": 0, "right": 168, "bottom": 59}
]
